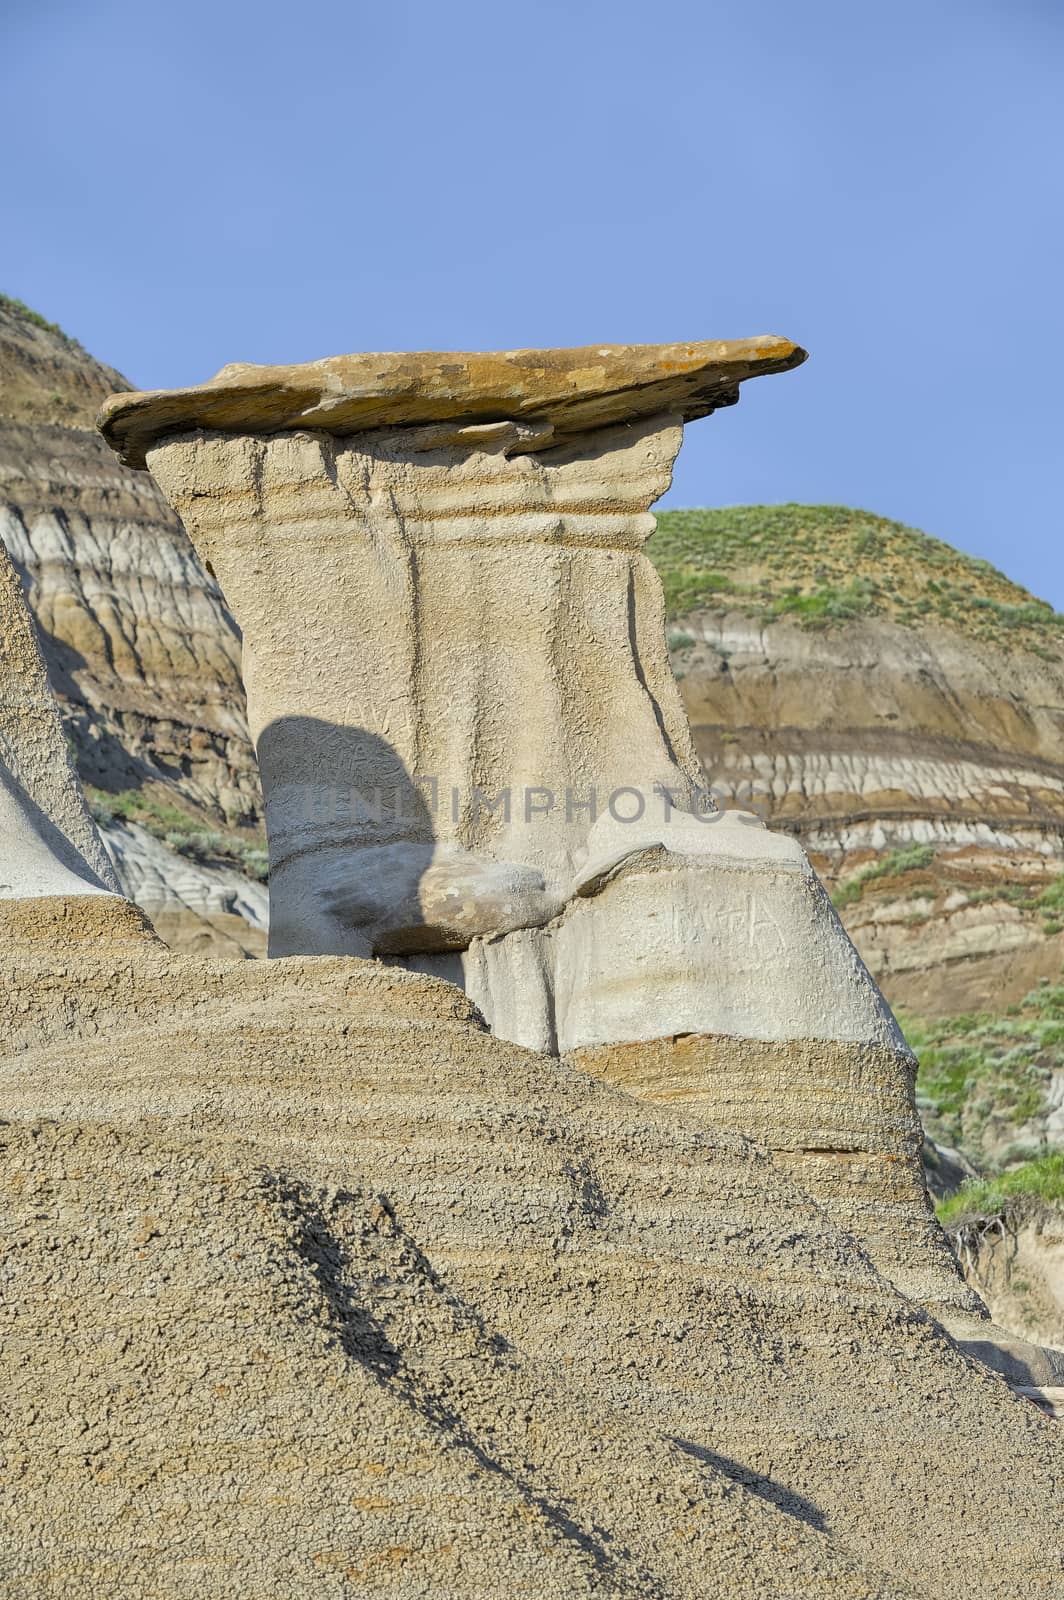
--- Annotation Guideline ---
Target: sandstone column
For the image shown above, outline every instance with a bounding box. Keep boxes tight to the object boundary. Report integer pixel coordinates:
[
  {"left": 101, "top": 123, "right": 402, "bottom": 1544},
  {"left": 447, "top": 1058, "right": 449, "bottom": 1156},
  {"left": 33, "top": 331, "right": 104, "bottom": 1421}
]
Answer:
[
  {"left": 99, "top": 339, "right": 801, "bottom": 980},
  {"left": 134, "top": 410, "right": 707, "bottom": 968}
]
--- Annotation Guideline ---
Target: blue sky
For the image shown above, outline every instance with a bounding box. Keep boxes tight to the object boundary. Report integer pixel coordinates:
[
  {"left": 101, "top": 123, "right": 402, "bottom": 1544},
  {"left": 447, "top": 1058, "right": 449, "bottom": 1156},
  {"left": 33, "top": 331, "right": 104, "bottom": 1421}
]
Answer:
[{"left": 4, "top": 1, "right": 1062, "bottom": 600}]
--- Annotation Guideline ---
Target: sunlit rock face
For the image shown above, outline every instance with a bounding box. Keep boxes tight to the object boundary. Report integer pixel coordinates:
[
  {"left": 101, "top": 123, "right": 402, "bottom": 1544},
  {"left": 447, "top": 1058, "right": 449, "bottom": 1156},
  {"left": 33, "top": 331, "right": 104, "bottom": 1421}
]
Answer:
[
  {"left": 3, "top": 934, "right": 1064, "bottom": 1600},
  {"left": 143, "top": 412, "right": 706, "bottom": 965},
  {"left": 3, "top": 332, "right": 1062, "bottom": 1597}
]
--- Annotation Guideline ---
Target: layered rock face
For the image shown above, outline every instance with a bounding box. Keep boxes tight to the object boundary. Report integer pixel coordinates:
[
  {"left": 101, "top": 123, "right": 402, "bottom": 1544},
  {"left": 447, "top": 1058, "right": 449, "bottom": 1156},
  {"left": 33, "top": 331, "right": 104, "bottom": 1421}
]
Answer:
[
  {"left": 140, "top": 412, "right": 704, "bottom": 968},
  {"left": 0, "top": 296, "right": 127, "bottom": 428},
  {"left": 0, "top": 418, "right": 257, "bottom": 821},
  {"left": 3, "top": 906, "right": 1064, "bottom": 1599},
  {"left": 0, "top": 299, "right": 264, "bottom": 948},
  {"left": 100, "top": 339, "right": 802, "bottom": 1001},
  {"left": 100, "top": 817, "right": 268, "bottom": 956},
  {"left": 658, "top": 506, "right": 1064, "bottom": 1016}
]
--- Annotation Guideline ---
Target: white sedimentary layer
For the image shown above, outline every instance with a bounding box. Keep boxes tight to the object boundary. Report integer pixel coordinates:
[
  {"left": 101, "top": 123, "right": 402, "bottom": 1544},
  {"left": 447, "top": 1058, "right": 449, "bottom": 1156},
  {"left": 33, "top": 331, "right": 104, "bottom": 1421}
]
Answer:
[
  {"left": 99, "top": 820, "right": 268, "bottom": 931},
  {"left": 553, "top": 811, "right": 903, "bottom": 1052},
  {"left": 0, "top": 765, "right": 109, "bottom": 898},
  {"left": 713, "top": 748, "right": 1064, "bottom": 811},
  {"left": 408, "top": 810, "right": 905, "bottom": 1055},
  {"left": 146, "top": 415, "right": 705, "bottom": 970},
  {"left": 804, "top": 816, "right": 1064, "bottom": 858}
]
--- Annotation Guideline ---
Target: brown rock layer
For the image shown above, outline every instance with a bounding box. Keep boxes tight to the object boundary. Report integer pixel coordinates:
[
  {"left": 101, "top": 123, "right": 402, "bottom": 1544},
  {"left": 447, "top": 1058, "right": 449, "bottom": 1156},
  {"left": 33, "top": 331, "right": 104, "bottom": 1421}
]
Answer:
[
  {"left": 0, "top": 299, "right": 126, "bottom": 429},
  {"left": 673, "top": 610, "right": 1064, "bottom": 1010},
  {"left": 0, "top": 419, "right": 257, "bottom": 822},
  {"left": 0, "top": 300, "right": 261, "bottom": 823},
  {"left": 0, "top": 300, "right": 265, "bottom": 948}
]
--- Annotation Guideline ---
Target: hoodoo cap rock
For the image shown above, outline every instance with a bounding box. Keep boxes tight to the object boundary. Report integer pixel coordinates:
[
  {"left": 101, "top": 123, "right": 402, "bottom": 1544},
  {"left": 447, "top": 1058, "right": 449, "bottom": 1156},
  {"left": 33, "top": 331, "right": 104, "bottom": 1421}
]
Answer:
[{"left": 97, "top": 335, "right": 806, "bottom": 469}]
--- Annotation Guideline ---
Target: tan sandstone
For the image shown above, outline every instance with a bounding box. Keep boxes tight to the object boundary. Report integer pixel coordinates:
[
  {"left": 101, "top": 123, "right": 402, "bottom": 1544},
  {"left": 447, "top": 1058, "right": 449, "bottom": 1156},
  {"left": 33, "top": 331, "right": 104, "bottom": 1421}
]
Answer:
[
  {"left": 1, "top": 905, "right": 1063, "bottom": 1599},
  {"left": 98, "top": 336, "right": 805, "bottom": 468}
]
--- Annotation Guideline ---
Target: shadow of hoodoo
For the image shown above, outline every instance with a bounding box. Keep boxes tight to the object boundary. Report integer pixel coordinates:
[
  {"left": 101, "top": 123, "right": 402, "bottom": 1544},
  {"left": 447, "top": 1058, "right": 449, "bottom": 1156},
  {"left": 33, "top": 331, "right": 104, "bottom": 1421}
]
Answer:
[{"left": 256, "top": 717, "right": 436, "bottom": 959}]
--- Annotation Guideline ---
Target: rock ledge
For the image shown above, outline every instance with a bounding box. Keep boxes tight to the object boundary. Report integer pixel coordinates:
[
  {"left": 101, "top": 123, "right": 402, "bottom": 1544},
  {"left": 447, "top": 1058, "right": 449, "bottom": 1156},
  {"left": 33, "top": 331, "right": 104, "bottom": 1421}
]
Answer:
[{"left": 98, "top": 336, "right": 806, "bottom": 468}]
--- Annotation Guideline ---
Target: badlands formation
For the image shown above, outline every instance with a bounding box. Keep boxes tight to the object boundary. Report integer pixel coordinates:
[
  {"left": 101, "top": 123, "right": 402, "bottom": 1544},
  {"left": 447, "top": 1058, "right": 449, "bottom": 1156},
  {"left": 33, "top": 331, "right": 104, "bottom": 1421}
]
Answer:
[
  {"left": 8, "top": 295, "right": 1064, "bottom": 1019},
  {"left": 99, "top": 338, "right": 988, "bottom": 1324},
  {"left": 1, "top": 336, "right": 1062, "bottom": 1598},
  {"left": 659, "top": 502, "right": 1064, "bottom": 1017},
  {"left": 654, "top": 505, "right": 1064, "bottom": 1339}
]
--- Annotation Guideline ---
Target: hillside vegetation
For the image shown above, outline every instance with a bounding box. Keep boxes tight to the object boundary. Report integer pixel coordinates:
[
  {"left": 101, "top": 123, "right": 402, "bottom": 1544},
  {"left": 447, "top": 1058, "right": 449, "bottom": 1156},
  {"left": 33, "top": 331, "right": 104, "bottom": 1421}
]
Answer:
[
  {"left": 87, "top": 787, "right": 268, "bottom": 882},
  {"left": 654, "top": 504, "right": 1064, "bottom": 653},
  {"left": 905, "top": 980, "right": 1064, "bottom": 1168},
  {"left": 0, "top": 292, "right": 128, "bottom": 426},
  {"left": 936, "top": 1152, "right": 1064, "bottom": 1228},
  {"left": 0, "top": 293, "right": 82, "bottom": 349}
]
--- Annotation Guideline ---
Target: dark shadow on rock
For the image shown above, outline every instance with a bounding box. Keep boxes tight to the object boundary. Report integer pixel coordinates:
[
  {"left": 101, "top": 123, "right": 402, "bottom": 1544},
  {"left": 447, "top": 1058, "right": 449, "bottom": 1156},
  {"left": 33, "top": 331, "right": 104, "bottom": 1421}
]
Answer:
[
  {"left": 0, "top": 762, "right": 110, "bottom": 894},
  {"left": 955, "top": 1332, "right": 1064, "bottom": 1387},
  {"left": 263, "top": 1173, "right": 665, "bottom": 1595},
  {"left": 669, "top": 1436, "right": 827, "bottom": 1532},
  {"left": 256, "top": 716, "right": 437, "bottom": 954}
]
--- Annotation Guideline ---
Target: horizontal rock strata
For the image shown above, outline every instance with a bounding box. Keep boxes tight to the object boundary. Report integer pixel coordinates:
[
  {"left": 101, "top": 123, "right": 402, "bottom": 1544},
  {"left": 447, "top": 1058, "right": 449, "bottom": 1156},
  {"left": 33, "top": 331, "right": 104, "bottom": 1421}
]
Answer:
[
  {"left": 0, "top": 300, "right": 264, "bottom": 950},
  {"left": 572, "top": 1030, "right": 978, "bottom": 1319},
  {"left": 0, "top": 300, "right": 126, "bottom": 429},
  {"left": 104, "top": 338, "right": 971, "bottom": 1326},
  {"left": 0, "top": 421, "right": 258, "bottom": 823},
  {"left": 674, "top": 609, "right": 1064, "bottom": 1008},
  {"left": 2, "top": 934, "right": 1062, "bottom": 1598}
]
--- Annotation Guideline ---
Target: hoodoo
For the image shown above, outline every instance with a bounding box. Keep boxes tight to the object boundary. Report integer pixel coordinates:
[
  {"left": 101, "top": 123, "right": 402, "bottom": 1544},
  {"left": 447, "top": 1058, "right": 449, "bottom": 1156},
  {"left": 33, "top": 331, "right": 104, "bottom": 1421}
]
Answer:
[
  {"left": 97, "top": 338, "right": 804, "bottom": 991},
  {"left": 98, "top": 335, "right": 978, "bottom": 1319}
]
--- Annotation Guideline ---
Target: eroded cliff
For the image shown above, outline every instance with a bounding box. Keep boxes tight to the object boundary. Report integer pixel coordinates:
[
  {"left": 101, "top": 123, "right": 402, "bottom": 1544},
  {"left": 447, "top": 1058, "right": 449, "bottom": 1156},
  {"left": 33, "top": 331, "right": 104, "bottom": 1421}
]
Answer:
[
  {"left": 0, "top": 297, "right": 265, "bottom": 952},
  {"left": 661, "top": 504, "right": 1064, "bottom": 1016}
]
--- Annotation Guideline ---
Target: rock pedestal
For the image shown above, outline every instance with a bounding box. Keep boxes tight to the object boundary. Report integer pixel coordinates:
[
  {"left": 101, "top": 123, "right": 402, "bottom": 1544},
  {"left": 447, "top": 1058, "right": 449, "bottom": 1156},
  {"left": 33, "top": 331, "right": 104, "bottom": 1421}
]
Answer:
[
  {"left": 99, "top": 336, "right": 982, "bottom": 1316},
  {"left": 138, "top": 410, "right": 705, "bottom": 969},
  {"left": 100, "top": 340, "right": 803, "bottom": 973}
]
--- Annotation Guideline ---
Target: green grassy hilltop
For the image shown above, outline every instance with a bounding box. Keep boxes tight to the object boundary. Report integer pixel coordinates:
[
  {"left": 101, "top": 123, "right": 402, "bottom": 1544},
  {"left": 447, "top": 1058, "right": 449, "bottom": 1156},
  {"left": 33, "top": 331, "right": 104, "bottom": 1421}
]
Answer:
[{"left": 653, "top": 504, "right": 1064, "bottom": 652}]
